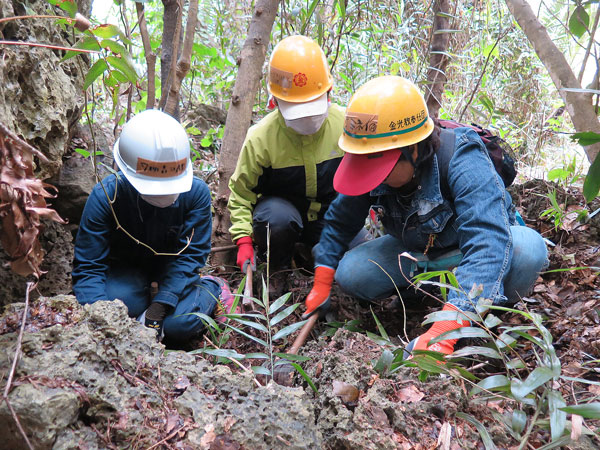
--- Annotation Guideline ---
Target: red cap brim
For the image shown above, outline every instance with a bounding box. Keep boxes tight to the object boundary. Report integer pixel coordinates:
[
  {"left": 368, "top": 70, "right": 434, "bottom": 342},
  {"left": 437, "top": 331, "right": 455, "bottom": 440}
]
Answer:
[{"left": 333, "top": 149, "right": 402, "bottom": 196}]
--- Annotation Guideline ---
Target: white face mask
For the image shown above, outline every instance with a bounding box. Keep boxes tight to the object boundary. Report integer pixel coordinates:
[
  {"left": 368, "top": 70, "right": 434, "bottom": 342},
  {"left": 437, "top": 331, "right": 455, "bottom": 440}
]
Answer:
[
  {"left": 284, "top": 111, "right": 329, "bottom": 135},
  {"left": 140, "top": 193, "right": 179, "bottom": 208}
]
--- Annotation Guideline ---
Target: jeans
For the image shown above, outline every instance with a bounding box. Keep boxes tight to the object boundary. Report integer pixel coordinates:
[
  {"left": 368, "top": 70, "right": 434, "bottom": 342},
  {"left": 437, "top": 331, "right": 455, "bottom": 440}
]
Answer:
[
  {"left": 335, "top": 225, "right": 548, "bottom": 311},
  {"left": 104, "top": 265, "right": 219, "bottom": 343}
]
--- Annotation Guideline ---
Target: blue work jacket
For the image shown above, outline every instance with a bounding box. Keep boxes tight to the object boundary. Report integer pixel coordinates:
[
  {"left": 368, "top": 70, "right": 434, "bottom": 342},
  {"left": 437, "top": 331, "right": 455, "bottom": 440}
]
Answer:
[
  {"left": 314, "top": 128, "right": 516, "bottom": 309},
  {"left": 72, "top": 173, "right": 212, "bottom": 307}
]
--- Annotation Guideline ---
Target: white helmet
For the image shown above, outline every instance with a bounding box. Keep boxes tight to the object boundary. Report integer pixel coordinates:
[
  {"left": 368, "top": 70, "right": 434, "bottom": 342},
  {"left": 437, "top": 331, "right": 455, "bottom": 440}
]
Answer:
[{"left": 114, "top": 109, "right": 192, "bottom": 195}]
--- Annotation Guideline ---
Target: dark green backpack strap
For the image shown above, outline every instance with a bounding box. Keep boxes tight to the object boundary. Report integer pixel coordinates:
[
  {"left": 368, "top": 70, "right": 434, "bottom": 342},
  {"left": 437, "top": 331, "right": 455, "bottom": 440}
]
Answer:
[{"left": 437, "top": 127, "right": 456, "bottom": 199}]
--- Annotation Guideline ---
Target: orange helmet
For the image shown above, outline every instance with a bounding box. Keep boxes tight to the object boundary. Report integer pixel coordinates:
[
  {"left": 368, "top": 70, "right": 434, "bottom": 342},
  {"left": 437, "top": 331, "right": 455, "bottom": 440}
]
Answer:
[
  {"left": 338, "top": 76, "right": 434, "bottom": 154},
  {"left": 268, "top": 35, "right": 333, "bottom": 103}
]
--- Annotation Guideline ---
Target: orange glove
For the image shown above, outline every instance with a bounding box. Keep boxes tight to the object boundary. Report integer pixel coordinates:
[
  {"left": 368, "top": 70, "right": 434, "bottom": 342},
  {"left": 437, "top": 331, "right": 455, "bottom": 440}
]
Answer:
[
  {"left": 302, "top": 266, "right": 335, "bottom": 319},
  {"left": 235, "top": 236, "right": 255, "bottom": 272},
  {"left": 406, "top": 303, "right": 469, "bottom": 357}
]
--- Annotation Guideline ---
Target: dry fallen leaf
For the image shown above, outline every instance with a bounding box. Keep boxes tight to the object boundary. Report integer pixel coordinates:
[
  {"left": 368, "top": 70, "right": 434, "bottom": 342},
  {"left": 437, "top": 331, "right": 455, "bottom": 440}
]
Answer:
[
  {"left": 223, "top": 416, "right": 237, "bottom": 433},
  {"left": 396, "top": 384, "right": 425, "bottom": 403},
  {"left": 571, "top": 414, "right": 583, "bottom": 441},
  {"left": 332, "top": 380, "right": 359, "bottom": 403},
  {"left": 437, "top": 421, "right": 451, "bottom": 450},
  {"left": 200, "top": 423, "right": 217, "bottom": 449}
]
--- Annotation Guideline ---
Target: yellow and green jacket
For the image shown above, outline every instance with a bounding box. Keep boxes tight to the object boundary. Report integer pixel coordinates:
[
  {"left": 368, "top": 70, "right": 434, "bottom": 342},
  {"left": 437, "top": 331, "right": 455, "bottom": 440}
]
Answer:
[{"left": 228, "top": 104, "right": 345, "bottom": 241}]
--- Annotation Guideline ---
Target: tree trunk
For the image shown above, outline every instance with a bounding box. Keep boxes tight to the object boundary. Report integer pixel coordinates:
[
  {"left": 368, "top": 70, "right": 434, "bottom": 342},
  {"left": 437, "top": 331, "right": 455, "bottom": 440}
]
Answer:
[
  {"left": 425, "top": 0, "right": 451, "bottom": 119},
  {"left": 164, "top": 0, "right": 199, "bottom": 116},
  {"left": 160, "top": 0, "right": 183, "bottom": 118},
  {"left": 506, "top": 0, "right": 600, "bottom": 163},
  {"left": 211, "top": 0, "right": 281, "bottom": 266}
]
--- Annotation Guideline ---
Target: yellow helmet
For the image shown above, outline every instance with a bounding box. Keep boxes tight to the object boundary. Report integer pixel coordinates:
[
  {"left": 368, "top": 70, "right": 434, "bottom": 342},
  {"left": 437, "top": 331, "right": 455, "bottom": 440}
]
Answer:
[
  {"left": 268, "top": 35, "right": 333, "bottom": 102},
  {"left": 338, "top": 76, "right": 434, "bottom": 154}
]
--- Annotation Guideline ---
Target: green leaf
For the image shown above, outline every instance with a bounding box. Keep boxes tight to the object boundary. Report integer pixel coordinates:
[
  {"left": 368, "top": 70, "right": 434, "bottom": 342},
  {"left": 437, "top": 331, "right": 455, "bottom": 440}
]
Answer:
[
  {"left": 370, "top": 307, "right": 389, "bottom": 340},
  {"left": 61, "top": 36, "right": 100, "bottom": 62},
  {"left": 421, "top": 310, "right": 479, "bottom": 326},
  {"left": 245, "top": 352, "right": 269, "bottom": 359},
  {"left": 569, "top": 5, "right": 589, "bottom": 38},
  {"left": 484, "top": 314, "right": 502, "bottom": 329},
  {"left": 198, "top": 348, "right": 245, "bottom": 359},
  {"left": 290, "top": 362, "right": 318, "bottom": 393},
  {"left": 373, "top": 349, "right": 395, "bottom": 373},
  {"left": 511, "top": 410, "right": 527, "bottom": 434},
  {"left": 106, "top": 55, "right": 137, "bottom": 83},
  {"left": 226, "top": 324, "right": 267, "bottom": 347},
  {"left": 269, "top": 292, "right": 291, "bottom": 315},
  {"left": 251, "top": 365, "right": 271, "bottom": 376},
  {"left": 48, "top": 0, "right": 77, "bottom": 17},
  {"left": 455, "top": 412, "right": 498, "bottom": 450},
  {"left": 91, "top": 24, "right": 123, "bottom": 39},
  {"left": 449, "top": 346, "right": 502, "bottom": 360},
  {"left": 548, "top": 390, "right": 567, "bottom": 440},
  {"left": 83, "top": 59, "right": 108, "bottom": 90},
  {"left": 272, "top": 320, "right": 307, "bottom": 341},
  {"left": 74, "top": 148, "right": 90, "bottom": 158},
  {"left": 230, "top": 317, "right": 268, "bottom": 333},
  {"left": 274, "top": 352, "right": 310, "bottom": 362},
  {"left": 101, "top": 38, "right": 127, "bottom": 56},
  {"left": 570, "top": 131, "right": 600, "bottom": 146},
  {"left": 270, "top": 303, "right": 300, "bottom": 327},
  {"left": 511, "top": 367, "right": 555, "bottom": 400},
  {"left": 111, "top": 69, "right": 129, "bottom": 83},
  {"left": 429, "top": 326, "right": 491, "bottom": 344},
  {"left": 583, "top": 152, "right": 600, "bottom": 202},
  {"left": 560, "top": 402, "right": 600, "bottom": 419},
  {"left": 471, "top": 375, "right": 510, "bottom": 395},
  {"left": 185, "top": 312, "right": 221, "bottom": 332}
]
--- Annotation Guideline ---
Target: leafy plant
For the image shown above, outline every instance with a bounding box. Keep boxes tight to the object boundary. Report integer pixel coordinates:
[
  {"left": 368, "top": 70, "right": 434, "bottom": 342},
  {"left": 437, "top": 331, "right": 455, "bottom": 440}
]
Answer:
[
  {"left": 540, "top": 189, "right": 567, "bottom": 230},
  {"left": 190, "top": 278, "right": 315, "bottom": 387}
]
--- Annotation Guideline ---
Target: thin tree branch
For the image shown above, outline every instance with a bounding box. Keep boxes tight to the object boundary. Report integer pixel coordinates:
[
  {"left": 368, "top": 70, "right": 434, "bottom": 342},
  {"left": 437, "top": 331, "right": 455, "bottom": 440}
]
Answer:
[
  {"left": 458, "top": 29, "right": 508, "bottom": 123},
  {"left": 2, "top": 282, "right": 36, "bottom": 450},
  {"left": 135, "top": 2, "right": 157, "bottom": 109}
]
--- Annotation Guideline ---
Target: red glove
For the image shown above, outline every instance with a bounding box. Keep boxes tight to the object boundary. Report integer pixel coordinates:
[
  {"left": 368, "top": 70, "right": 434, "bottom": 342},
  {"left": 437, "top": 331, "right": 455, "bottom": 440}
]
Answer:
[
  {"left": 408, "top": 303, "right": 469, "bottom": 356},
  {"left": 236, "top": 236, "right": 255, "bottom": 272},
  {"left": 303, "top": 266, "right": 335, "bottom": 319}
]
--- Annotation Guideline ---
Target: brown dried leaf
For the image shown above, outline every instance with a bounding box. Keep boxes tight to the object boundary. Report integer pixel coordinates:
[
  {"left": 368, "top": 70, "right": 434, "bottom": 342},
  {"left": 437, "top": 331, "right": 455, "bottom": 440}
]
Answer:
[
  {"left": 571, "top": 414, "right": 583, "bottom": 441},
  {"left": 332, "top": 380, "right": 359, "bottom": 403},
  {"left": 396, "top": 385, "right": 425, "bottom": 403},
  {"left": 200, "top": 424, "right": 216, "bottom": 449},
  {"left": 437, "top": 422, "right": 451, "bottom": 450},
  {"left": 223, "top": 416, "right": 236, "bottom": 433},
  {"left": 166, "top": 411, "right": 182, "bottom": 434}
]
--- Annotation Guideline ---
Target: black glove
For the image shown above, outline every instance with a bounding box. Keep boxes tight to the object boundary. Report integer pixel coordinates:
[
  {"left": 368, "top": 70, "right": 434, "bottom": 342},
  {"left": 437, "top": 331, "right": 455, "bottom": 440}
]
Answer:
[{"left": 140, "top": 302, "right": 172, "bottom": 340}]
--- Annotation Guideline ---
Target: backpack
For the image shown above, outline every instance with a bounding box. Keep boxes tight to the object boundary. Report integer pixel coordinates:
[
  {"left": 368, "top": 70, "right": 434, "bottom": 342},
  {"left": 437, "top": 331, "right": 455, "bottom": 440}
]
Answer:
[{"left": 437, "top": 120, "right": 517, "bottom": 193}]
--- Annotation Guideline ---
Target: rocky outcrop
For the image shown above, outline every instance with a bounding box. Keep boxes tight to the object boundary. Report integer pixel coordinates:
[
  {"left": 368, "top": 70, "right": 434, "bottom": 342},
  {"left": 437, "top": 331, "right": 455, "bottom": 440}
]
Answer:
[
  {"left": 0, "top": 0, "right": 91, "bottom": 180},
  {"left": 0, "top": 297, "right": 321, "bottom": 449}
]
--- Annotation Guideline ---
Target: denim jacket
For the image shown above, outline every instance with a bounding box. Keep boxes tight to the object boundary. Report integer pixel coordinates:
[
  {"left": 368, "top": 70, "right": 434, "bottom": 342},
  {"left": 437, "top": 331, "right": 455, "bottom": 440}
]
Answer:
[
  {"left": 72, "top": 173, "right": 212, "bottom": 307},
  {"left": 314, "top": 128, "right": 516, "bottom": 310}
]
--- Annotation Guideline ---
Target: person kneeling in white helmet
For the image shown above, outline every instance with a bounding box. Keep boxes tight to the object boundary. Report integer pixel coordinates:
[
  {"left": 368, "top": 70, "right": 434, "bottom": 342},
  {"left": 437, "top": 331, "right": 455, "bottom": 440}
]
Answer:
[{"left": 72, "top": 109, "right": 236, "bottom": 345}]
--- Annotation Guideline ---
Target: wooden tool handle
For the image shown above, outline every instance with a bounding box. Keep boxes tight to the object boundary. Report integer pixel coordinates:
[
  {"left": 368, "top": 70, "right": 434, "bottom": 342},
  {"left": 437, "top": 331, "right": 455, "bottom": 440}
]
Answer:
[
  {"left": 242, "top": 265, "right": 253, "bottom": 305},
  {"left": 288, "top": 314, "right": 318, "bottom": 355}
]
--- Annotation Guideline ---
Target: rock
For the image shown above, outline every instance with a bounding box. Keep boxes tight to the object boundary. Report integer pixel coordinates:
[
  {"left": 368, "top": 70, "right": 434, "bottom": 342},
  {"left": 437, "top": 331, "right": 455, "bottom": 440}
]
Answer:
[
  {"left": 0, "top": 297, "right": 322, "bottom": 449},
  {"left": 0, "top": 220, "right": 74, "bottom": 309},
  {"left": 0, "top": 0, "right": 91, "bottom": 180}
]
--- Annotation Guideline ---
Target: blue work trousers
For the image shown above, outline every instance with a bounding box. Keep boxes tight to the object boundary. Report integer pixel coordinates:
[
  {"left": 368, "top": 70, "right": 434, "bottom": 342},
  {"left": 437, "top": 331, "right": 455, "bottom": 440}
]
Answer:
[
  {"left": 335, "top": 225, "right": 548, "bottom": 309},
  {"left": 104, "top": 265, "right": 219, "bottom": 344}
]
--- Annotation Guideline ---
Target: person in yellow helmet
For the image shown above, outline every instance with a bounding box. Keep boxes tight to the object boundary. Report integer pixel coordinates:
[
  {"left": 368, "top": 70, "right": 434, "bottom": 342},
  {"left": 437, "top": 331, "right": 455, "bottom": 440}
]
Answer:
[
  {"left": 303, "top": 76, "right": 548, "bottom": 357},
  {"left": 228, "top": 35, "right": 367, "bottom": 294}
]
